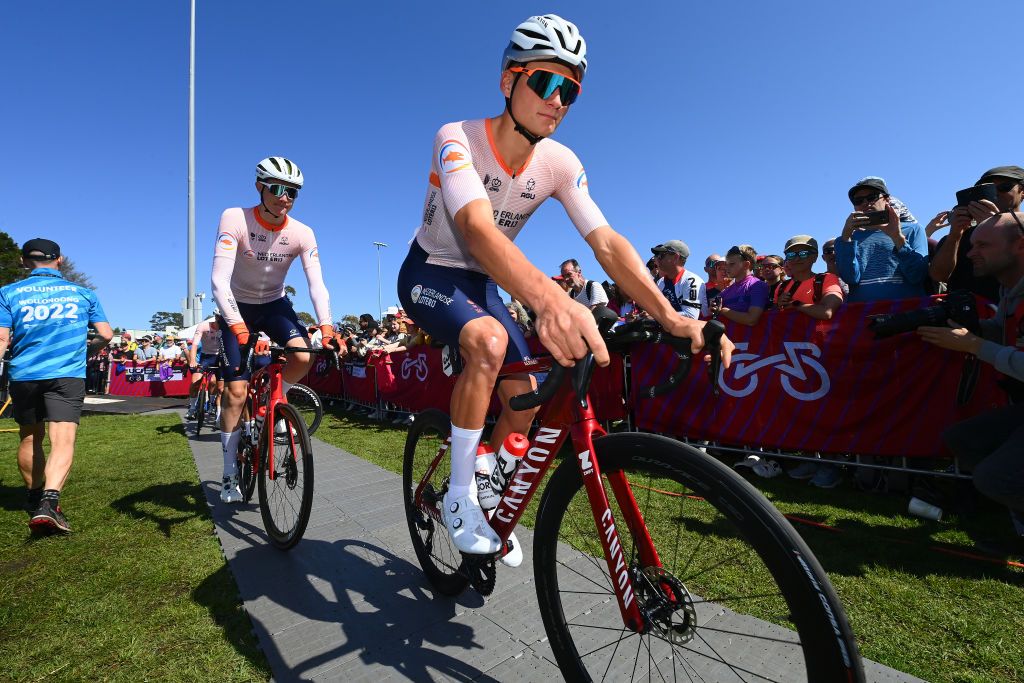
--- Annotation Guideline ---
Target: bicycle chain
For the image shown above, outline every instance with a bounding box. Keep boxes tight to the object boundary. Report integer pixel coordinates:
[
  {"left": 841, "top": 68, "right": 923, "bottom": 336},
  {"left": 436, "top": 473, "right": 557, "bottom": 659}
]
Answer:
[{"left": 463, "top": 554, "right": 496, "bottom": 596}]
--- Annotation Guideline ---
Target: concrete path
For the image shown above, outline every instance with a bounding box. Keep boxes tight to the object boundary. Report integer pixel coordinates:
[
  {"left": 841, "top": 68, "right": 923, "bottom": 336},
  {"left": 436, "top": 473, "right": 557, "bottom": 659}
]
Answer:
[{"left": 182, "top": 412, "right": 926, "bottom": 682}]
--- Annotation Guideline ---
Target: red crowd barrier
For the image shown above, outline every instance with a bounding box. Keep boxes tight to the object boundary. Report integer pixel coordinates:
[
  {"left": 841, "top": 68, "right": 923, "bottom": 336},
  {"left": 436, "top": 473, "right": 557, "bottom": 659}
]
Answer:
[
  {"left": 632, "top": 297, "right": 1005, "bottom": 458},
  {"left": 107, "top": 360, "right": 192, "bottom": 397}
]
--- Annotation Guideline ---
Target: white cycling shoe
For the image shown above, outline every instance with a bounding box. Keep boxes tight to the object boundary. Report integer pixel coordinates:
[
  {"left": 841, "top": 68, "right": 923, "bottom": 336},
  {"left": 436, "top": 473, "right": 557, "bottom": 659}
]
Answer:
[
  {"left": 499, "top": 530, "right": 523, "bottom": 568},
  {"left": 220, "top": 475, "right": 242, "bottom": 504},
  {"left": 442, "top": 491, "right": 501, "bottom": 555}
]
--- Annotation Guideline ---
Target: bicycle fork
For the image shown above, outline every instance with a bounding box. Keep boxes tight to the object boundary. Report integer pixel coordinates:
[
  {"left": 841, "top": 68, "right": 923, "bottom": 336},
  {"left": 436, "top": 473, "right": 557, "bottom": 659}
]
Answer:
[{"left": 571, "top": 419, "right": 652, "bottom": 635}]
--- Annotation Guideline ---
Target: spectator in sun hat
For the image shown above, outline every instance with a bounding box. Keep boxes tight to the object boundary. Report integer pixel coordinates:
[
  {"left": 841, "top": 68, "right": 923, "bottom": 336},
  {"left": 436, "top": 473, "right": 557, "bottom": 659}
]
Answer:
[
  {"left": 651, "top": 240, "right": 707, "bottom": 320},
  {"left": 134, "top": 336, "right": 157, "bottom": 362},
  {"left": 929, "top": 165, "right": 1023, "bottom": 303},
  {"left": 775, "top": 235, "right": 845, "bottom": 320},
  {"left": 835, "top": 176, "right": 929, "bottom": 302}
]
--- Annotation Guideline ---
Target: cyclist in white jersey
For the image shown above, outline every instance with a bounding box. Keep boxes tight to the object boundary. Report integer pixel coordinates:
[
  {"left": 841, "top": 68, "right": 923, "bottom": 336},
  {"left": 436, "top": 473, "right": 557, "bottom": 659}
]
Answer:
[
  {"left": 210, "top": 157, "right": 344, "bottom": 503},
  {"left": 398, "top": 15, "right": 734, "bottom": 559},
  {"left": 185, "top": 316, "right": 224, "bottom": 420}
]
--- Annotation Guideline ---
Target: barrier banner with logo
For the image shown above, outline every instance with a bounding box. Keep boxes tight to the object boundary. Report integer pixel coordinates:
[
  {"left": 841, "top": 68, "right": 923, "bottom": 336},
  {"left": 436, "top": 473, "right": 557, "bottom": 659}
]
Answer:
[
  {"left": 342, "top": 362, "right": 378, "bottom": 404},
  {"left": 377, "top": 347, "right": 460, "bottom": 412},
  {"left": 301, "top": 354, "right": 343, "bottom": 396},
  {"left": 107, "top": 361, "right": 192, "bottom": 397},
  {"left": 631, "top": 297, "right": 1006, "bottom": 457}
]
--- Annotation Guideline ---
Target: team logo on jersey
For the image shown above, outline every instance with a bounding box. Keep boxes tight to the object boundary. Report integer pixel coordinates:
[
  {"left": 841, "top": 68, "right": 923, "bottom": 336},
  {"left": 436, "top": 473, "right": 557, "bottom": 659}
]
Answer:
[
  {"left": 279, "top": 236, "right": 290, "bottom": 246},
  {"left": 410, "top": 284, "right": 422, "bottom": 304},
  {"left": 218, "top": 233, "right": 237, "bottom": 251},
  {"left": 520, "top": 176, "right": 537, "bottom": 200},
  {"left": 489, "top": 177, "right": 502, "bottom": 192},
  {"left": 575, "top": 169, "right": 589, "bottom": 194},
  {"left": 309, "top": 247, "right": 319, "bottom": 261},
  {"left": 243, "top": 249, "right": 256, "bottom": 259},
  {"left": 439, "top": 140, "right": 472, "bottom": 174}
]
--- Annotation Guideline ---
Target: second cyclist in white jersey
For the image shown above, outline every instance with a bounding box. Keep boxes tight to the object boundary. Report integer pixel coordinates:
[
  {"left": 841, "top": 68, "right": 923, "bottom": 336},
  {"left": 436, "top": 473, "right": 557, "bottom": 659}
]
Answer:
[
  {"left": 398, "top": 15, "right": 733, "bottom": 560},
  {"left": 211, "top": 157, "right": 344, "bottom": 503}
]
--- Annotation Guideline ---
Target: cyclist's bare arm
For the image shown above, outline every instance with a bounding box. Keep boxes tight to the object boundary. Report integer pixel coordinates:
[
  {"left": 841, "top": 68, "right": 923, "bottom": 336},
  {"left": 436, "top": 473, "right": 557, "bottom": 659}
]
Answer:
[
  {"left": 453, "top": 198, "right": 606, "bottom": 368},
  {"left": 585, "top": 226, "right": 734, "bottom": 367}
]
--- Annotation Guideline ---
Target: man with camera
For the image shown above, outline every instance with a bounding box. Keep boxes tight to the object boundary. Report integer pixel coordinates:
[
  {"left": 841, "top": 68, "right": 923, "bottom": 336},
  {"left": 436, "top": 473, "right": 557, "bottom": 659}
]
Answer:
[
  {"left": 929, "top": 166, "right": 1023, "bottom": 303},
  {"left": 918, "top": 211, "right": 1024, "bottom": 556},
  {"left": 837, "top": 177, "right": 929, "bottom": 302}
]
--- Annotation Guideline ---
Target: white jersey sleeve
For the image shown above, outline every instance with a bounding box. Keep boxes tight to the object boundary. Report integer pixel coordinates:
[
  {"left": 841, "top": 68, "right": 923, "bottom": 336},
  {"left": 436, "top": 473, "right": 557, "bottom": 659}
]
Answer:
[
  {"left": 211, "top": 209, "right": 245, "bottom": 326},
  {"left": 550, "top": 147, "right": 608, "bottom": 239},
  {"left": 298, "top": 233, "right": 332, "bottom": 326},
  {"left": 435, "top": 123, "right": 490, "bottom": 219}
]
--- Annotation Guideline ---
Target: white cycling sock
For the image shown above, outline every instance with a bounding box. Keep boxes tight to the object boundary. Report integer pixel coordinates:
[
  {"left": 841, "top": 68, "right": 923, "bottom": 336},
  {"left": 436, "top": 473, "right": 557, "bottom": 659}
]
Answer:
[
  {"left": 448, "top": 424, "right": 483, "bottom": 500},
  {"left": 221, "top": 429, "right": 241, "bottom": 478}
]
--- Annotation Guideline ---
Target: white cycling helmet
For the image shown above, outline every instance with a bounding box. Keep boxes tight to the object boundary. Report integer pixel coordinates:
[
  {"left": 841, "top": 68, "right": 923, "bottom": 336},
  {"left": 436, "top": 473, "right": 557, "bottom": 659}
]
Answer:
[
  {"left": 501, "top": 14, "right": 587, "bottom": 80},
  {"left": 255, "top": 156, "right": 304, "bottom": 187}
]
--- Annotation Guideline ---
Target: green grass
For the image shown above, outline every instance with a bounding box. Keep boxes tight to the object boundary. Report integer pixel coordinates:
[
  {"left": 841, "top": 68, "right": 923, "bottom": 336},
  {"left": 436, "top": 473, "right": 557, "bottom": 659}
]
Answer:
[
  {"left": 0, "top": 413, "right": 270, "bottom": 683},
  {"left": 314, "top": 406, "right": 1024, "bottom": 683}
]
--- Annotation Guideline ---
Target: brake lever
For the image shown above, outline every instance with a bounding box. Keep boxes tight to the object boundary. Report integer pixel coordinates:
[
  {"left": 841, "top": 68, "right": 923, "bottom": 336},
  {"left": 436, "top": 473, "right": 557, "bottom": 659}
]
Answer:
[{"left": 702, "top": 320, "right": 726, "bottom": 397}]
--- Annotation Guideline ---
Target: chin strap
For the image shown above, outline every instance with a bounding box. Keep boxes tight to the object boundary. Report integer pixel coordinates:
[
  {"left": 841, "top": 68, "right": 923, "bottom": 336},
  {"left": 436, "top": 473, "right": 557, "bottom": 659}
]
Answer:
[
  {"left": 258, "top": 188, "right": 282, "bottom": 219},
  {"left": 505, "top": 74, "right": 544, "bottom": 146}
]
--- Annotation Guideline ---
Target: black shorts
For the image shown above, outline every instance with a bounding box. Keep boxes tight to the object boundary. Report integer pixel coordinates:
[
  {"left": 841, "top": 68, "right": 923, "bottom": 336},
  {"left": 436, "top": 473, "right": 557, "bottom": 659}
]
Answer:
[
  {"left": 397, "top": 240, "right": 532, "bottom": 365},
  {"left": 216, "top": 297, "right": 309, "bottom": 382},
  {"left": 10, "top": 377, "right": 86, "bottom": 425}
]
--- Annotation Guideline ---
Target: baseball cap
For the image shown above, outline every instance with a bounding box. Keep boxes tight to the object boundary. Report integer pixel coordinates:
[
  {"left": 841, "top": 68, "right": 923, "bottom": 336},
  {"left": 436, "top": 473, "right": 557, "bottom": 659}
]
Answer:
[
  {"left": 977, "top": 165, "right": 1024, "bottom": 184},
  {"left": 784, "top": 235, "right": 819, "bottom": 253},
  {"left": 21, "top": 238, "right": 61, "bottom": 260},
  {"left": 847, "top": 177, "right": 889, "bottom": 202},
  {"left": 651, "top": 240, "right": 690, "bottom": 260}
]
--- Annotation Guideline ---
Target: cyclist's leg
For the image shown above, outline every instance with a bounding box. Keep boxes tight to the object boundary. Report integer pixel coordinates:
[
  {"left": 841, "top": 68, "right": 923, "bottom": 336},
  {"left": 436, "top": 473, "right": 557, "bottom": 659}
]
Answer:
[
  {"left": 217, "top": 312, "right": 254, "bottom": 502},
  {"left": 256, "top": 297, "right": 313, "bottom": 388}
]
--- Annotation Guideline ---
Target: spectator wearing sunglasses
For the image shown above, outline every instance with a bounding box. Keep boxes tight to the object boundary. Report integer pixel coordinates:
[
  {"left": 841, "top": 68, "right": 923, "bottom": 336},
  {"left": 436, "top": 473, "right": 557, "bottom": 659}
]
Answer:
[
  {"left": 820, "top": 238, "right": 851, "bottom": 297},
  {"left": 835, "top": 177, "right": 929, "bottom": 302},
  {"left": 396, "top": 14, "right": 733, "bottom": 560},
  {"left": 651, "top": 240, "right": 707, "bottom": 319},
  {"left": 775, "top": 236, "right": 845, "bottom": 320},
  {"left": 210, "top": 156, "right": 345, "bottom": 506},
  {"left": 758, "top": 255, "right": 787, "bottom": 302},
  {"left": 929, "top": 166, "right": 1023, "bottom": 303},
  {"left": 709, "top": 245, "right": 769, "bottom": 326},
  {"left": 703, "top": 254, "right": 731, "bottom": 299},
  {"left": 918, "top": 211, "right": 1024, "bottom": 558}
]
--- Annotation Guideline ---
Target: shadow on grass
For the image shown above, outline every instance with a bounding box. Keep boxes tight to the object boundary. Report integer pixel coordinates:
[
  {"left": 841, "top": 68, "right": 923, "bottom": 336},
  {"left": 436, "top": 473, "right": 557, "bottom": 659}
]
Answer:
[
  {"left": 192, "top": 537, "right": 498, "bottom": 681},
  {"left": 0, "top": 476, "right": 28, "bottom": 513},
  {"left": 192, "top": 564, "right": 273, "bottom": 678},
  {"left": 110, "top": 481, "right": 206, "bottom": 537},
  {"left": 155, "top": 422, "right": 188, "bottom": 436}
]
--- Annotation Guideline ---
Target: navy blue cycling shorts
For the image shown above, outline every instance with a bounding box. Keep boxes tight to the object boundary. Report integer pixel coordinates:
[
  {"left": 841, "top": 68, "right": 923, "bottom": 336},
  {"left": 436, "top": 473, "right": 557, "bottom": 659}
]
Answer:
[
  {"left": 216, "top": 297, "right": 308, "bottom": 382},
  {"left": 397, "top": 240, "right": 532, "bottom": 366},
  {"left": 195, "top": 353, "right": 222, "bottom": 380}
]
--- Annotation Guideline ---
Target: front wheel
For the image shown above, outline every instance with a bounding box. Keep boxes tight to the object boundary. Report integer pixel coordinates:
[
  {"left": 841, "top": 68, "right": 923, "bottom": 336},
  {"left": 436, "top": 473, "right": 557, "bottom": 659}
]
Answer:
[
  {"left": 402, "top": 409, "right": 468, "bottom": 596},
  {"left": 257, "top": 402, "right": 314, "bottom": 550},
  {"left": 195, "top": 387, "right": 208, "bottom": 432},
  {"left": 286, "top": 383, "right": 323, "bottom": 437},
  {"left": 533, "top": 433, "right": 863, "bottom": 683}
]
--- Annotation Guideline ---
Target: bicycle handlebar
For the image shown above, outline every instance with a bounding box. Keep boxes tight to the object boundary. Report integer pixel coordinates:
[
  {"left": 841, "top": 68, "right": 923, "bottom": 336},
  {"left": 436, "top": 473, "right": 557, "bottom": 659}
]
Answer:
[
  {"left": 234, "top": 339, "right": 341, "bottom": 376},
  {"left": 509, "top": 309, "right": 726, "bottom": 411}
]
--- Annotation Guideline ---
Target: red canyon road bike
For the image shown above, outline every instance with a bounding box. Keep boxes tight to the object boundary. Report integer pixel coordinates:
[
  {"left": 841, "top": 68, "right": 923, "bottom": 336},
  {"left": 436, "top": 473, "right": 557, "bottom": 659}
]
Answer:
[{"left": 404, "top": 314, "right": 864, "bottom": 682}]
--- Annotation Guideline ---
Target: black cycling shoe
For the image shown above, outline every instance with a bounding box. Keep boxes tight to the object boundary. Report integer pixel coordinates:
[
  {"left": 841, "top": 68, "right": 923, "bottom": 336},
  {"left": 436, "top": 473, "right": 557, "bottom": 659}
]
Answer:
[{"left": 28, "top": 500, "right": 71, "bottom": 534}]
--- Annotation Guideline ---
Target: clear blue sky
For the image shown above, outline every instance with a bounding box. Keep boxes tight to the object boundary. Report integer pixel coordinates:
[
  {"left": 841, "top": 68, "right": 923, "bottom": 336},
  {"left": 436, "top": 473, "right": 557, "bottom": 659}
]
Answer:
[{"left": 2, "top": 1, "right": 1021, "bottom": 330}]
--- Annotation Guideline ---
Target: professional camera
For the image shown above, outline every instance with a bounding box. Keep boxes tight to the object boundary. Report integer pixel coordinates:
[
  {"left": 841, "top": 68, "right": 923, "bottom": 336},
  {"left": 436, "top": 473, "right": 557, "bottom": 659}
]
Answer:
[{"left": 867, "top": 290, "right": 979, "bottom": 339}]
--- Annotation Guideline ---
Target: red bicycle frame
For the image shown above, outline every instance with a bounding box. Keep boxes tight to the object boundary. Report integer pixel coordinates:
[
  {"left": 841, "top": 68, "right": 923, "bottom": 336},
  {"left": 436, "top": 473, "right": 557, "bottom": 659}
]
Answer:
[
  {"left": 413, "top": 356, "right": 653, "bottom": 634},
  {"left": 247, "top": 356, "right": 297, "bottom": 480}
]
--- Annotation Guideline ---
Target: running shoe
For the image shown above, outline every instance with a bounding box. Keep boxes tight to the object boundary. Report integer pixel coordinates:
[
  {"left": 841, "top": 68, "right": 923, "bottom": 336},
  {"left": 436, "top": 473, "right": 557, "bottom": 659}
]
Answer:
[
  {"left": 220, "top": 476, "right": 243, "bottom": 504},
  {"left": 788, "top": 461, "right": 821, "bottom": 480},
  {"left": 810, "top": 463, "right": 843, "bottom": 489},
  {"left": 442, "top": 491, "right": 501, "bottom": 555},
  {"left": 28, "top": 500, "right": 71, "bottom": 534}
]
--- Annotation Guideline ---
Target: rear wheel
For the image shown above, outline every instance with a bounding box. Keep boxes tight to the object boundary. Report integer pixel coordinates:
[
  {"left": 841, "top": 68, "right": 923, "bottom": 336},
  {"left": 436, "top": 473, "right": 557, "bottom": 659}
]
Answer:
[
  {"left": 402, "top": 409, "right": 468, "bottom": 596},
  {"left": 286, "top": 383, "right": 323, "bottom": 437},
  {"left": 237, "top": 437, "right": 257, "bottom": 503},
  {"left": 257, "top": 402, "right": 314, "bottom": 550},
  {"left": 534, "top": 433, "right": 864, "bottom": 683}
]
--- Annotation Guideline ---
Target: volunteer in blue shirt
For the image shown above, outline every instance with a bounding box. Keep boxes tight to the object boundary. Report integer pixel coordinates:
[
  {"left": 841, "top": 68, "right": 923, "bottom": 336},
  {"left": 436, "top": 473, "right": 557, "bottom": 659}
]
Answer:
[{"left": 0, "top": 239, "right": 112, "bottom": 533}]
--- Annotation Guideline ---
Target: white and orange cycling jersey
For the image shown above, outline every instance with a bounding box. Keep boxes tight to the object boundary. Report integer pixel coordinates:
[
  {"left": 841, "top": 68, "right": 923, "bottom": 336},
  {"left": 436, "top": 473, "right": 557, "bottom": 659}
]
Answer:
[
  {"left": 414, "top": 119, "right": 608, "bottom": 273},
  {"left": 191, "top": 320, "right": 223, "bottom": 356},
  {"left": 211, "top": 207, "right": 331, "bottom": 327}
]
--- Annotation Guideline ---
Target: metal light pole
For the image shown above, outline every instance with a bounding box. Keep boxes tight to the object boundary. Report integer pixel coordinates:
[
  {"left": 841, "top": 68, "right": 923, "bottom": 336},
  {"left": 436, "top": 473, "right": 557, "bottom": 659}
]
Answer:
[
  {"left": 372, "top": 241, "right": 389, "bottom": 323},
  {"left": 184, "top": 0, "right": 197, "bottom": 326}
]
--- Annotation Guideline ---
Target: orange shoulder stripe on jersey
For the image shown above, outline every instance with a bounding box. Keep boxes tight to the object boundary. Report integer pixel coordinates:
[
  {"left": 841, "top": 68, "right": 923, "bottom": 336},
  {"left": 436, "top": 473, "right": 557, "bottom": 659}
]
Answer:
[
  {"left": 429, "top": 171, "right": 440, "bottom": 188},
  {"left": 252, "top": 207, "right": 289, "bottom": 232},
  {"left": 485, "top": 118, "right": 534, "bottom": 178}
]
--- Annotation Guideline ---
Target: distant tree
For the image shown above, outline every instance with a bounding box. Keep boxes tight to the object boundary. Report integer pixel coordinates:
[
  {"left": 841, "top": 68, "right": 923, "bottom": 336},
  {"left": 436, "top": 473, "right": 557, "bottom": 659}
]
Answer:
[
  {"left": 112, "top": 326, "right": 122, "bottom": 335},
  {"left": 58, "top": 256, "right": 95, "bottom": 288},
  {"left": 149, "top": 311, "right": 184, "bottom": 329},
  {"left": 285, "top": 284, "right": 297, "bottom": 299},
  {"left": 0, "top": 232, "right": 24, "bottom": 286},
  {"left": 296, "top": 311, "right": 315, "bottom": 327},
  {"left": 341, "top": 314, "right": 360, "bottom": 327}
]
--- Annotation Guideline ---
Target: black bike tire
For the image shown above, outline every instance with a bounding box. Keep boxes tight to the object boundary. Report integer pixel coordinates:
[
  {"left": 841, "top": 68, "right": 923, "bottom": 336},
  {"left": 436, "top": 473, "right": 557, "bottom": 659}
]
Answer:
[
  {"left": 286, "top": 383, "right": 323, "bottom": 437},
  {"left": 238, "top": 436, "right": 257, "bottom": 503},
  {"left": 402, "top": 409, "right": 469, "bottom": 596},
  {"left": 533, "top": 432, "right": 864, "bottom": 683},
  {"left": 257, "top": 402, "right": 314, "bottom": 550},
  {"left": 195, "top": 387, "right": 208, "bottom": 433}
]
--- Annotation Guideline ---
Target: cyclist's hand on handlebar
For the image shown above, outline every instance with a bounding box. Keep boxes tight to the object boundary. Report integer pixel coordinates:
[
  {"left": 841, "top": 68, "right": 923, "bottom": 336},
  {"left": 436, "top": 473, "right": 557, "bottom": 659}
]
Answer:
[
  {"left": 254, "top": 339, "right": 270, "bottom": 355},
  {"left": 320, "top": 325, "right": 347, "bottom": 357},
  {"left": 534, "top": 295, "right": 610, "bottom": 368},
  {"left": 229, "top": 322, "right": 251, "bottom": 347},
  {"left": 661, "top": 316, "right": 734, "bottom": 369}
]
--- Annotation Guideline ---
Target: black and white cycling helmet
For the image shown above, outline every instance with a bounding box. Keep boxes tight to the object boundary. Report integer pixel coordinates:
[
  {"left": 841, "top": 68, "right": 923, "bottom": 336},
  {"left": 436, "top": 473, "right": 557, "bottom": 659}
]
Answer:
[
  {"left": 255, "top": 156, "right": 304, "bottom": 187},
  {"left": 501, "top": 14, "right": 587, "bottom": 80}
]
